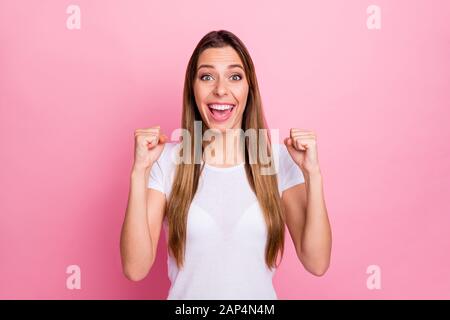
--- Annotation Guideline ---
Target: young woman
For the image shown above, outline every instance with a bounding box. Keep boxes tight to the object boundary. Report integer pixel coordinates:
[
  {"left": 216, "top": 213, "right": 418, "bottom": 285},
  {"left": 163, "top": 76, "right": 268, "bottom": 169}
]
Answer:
[{"left": 120, "top": 30, "right": 332, "bottom": 300}]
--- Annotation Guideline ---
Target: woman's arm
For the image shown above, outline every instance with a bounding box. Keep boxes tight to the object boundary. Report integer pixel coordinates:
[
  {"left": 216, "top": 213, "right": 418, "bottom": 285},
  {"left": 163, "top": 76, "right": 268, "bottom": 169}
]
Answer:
[
  {"left": 120, "top": 165, "right": 166, "bottom": 281},
  {"left": 282, "top": 169, "right": 332, "bottom": 276},
  {"left": 282, "top": 129, "right": 332, "bottom": 276}
]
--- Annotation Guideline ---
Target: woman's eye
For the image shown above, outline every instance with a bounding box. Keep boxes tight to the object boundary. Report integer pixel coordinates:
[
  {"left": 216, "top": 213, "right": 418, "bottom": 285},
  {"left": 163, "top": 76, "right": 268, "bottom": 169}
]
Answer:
[
  {"left": 200, "top": 74, "right": 213, "bottom": 81},
  {"left": 231, "top": 74, "right": 242, "bottom": 81}
]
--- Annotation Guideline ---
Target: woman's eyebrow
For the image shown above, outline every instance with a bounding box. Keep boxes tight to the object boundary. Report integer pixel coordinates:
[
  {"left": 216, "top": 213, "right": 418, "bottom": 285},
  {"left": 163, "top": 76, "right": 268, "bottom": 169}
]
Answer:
[{"left": 197, "top": 64, "right": 244, "bottom": 71}]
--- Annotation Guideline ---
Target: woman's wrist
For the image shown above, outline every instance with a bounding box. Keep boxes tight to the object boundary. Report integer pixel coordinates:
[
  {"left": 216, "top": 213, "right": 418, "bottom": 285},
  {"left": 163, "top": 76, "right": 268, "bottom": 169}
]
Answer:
[
  {"left": 303, "top": 166, "right": 322, "bottom": 181},
  {"left": 131, "top": 164, "right": 152, "bottom": 179}
]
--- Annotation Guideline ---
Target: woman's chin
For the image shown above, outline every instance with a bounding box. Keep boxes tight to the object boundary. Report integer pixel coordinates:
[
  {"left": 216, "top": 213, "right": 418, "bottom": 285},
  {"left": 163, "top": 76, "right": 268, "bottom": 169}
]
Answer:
[{"left": 207, "top": 124, "right": 230, "bottom": 132}]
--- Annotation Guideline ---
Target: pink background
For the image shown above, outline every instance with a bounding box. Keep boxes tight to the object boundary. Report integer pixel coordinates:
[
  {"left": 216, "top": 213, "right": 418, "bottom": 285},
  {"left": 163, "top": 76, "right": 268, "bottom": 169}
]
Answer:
[{"left": 1, "top": 0, "right": 449, "bottom": 299}]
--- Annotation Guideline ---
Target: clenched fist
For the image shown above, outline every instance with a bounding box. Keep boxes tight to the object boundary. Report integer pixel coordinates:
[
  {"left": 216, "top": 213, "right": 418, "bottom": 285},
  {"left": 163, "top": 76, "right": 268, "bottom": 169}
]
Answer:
[{"left": 133, "top": 125, "right": 168, "bottom": 171}]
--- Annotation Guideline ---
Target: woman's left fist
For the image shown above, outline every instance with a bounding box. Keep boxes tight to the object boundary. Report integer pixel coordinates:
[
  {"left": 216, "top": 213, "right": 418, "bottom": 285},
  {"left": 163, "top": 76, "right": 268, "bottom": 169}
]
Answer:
[{"left": 284, "top": 128, "right": 321, "bottom": 175}]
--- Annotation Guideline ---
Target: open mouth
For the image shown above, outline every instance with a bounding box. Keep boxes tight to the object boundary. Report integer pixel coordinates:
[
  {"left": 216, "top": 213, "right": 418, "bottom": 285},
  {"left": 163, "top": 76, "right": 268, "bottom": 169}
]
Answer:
[{"left": 207, "top": 103, "right": 236, "bottom": 122}]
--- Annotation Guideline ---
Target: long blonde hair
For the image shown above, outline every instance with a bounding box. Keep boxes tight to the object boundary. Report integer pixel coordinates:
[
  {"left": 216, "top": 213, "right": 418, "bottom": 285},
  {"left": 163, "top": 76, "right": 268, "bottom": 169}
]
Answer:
[{"left": 166, "top": 30, "right": 285, "bottom": 270}]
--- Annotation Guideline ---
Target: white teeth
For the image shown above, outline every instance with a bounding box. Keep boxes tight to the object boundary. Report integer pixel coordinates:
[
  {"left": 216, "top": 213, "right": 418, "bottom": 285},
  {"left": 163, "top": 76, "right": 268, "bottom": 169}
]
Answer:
[{"left": 208, "top": 104, "right": 235, "bottom": 110}]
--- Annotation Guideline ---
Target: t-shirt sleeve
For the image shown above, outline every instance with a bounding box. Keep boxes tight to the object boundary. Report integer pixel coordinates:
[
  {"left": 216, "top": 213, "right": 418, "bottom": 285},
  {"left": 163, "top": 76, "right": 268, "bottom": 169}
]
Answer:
[
  {"left": 147, "top": 159, "right": 165, "bottom": 194},
  {"left": 278, "top": 143, "right": 305, "bottom": 193},
  {"left": 146, "top": 142, "right": 177, "bottom": 197}
]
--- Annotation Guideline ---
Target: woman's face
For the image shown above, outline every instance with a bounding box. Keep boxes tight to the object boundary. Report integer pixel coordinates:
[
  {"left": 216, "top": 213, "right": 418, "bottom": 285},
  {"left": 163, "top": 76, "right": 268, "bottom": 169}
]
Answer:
[{"left": 193, "top": 46, "right": 249, "bottom": 132}]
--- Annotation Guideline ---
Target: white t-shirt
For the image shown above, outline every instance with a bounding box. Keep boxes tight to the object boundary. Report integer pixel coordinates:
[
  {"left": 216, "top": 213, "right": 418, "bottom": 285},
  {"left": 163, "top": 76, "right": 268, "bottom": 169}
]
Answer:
[{"left": 147, "top": 142, "right": 305, "bottom": 300}]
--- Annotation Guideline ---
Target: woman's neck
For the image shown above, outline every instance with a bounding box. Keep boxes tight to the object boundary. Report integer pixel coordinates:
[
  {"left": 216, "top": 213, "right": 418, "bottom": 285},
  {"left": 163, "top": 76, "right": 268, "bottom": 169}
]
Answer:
[{"left": 202, "top": 129, "right": 246, "bottom": 167}]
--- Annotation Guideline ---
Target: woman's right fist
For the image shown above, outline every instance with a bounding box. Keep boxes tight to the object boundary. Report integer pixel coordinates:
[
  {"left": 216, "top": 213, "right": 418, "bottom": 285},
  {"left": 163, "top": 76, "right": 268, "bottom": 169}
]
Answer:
[{"left": 133, "top": 126, "right": 168, "bottom": 171}]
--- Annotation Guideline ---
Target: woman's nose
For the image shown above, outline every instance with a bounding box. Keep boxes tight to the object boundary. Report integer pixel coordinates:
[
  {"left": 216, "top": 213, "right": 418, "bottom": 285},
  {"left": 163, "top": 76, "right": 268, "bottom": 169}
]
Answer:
[{"left": 213, "top": 78, "right": 228, "bottom": 96}]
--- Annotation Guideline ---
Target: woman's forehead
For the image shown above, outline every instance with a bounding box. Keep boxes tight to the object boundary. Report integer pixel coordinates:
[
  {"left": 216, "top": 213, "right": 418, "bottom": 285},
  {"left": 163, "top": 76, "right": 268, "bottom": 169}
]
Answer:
[{"left": 197, "top": 47, "right": 243, "bottom": 68}]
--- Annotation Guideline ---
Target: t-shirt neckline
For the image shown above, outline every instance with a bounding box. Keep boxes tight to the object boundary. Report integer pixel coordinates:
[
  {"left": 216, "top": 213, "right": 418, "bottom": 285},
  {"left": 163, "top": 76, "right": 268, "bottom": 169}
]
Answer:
[{"left": 202, "top": 161, "right": 245, "bottom": 172}]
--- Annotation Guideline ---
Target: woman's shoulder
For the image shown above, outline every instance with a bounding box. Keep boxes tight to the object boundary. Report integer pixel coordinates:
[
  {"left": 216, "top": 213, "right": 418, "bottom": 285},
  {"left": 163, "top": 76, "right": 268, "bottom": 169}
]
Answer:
[
  {"left": 271, "top": 142, "right": 289, "bottom": 167},
  {"left": 156, "top": 141, "right": 182, "bottom": 167},
  {"left": 272, "top": 142, "right": 286, "bottom": 153},
  {"left": 147, "top": 141, "right": 181, "bottom": 194}
]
